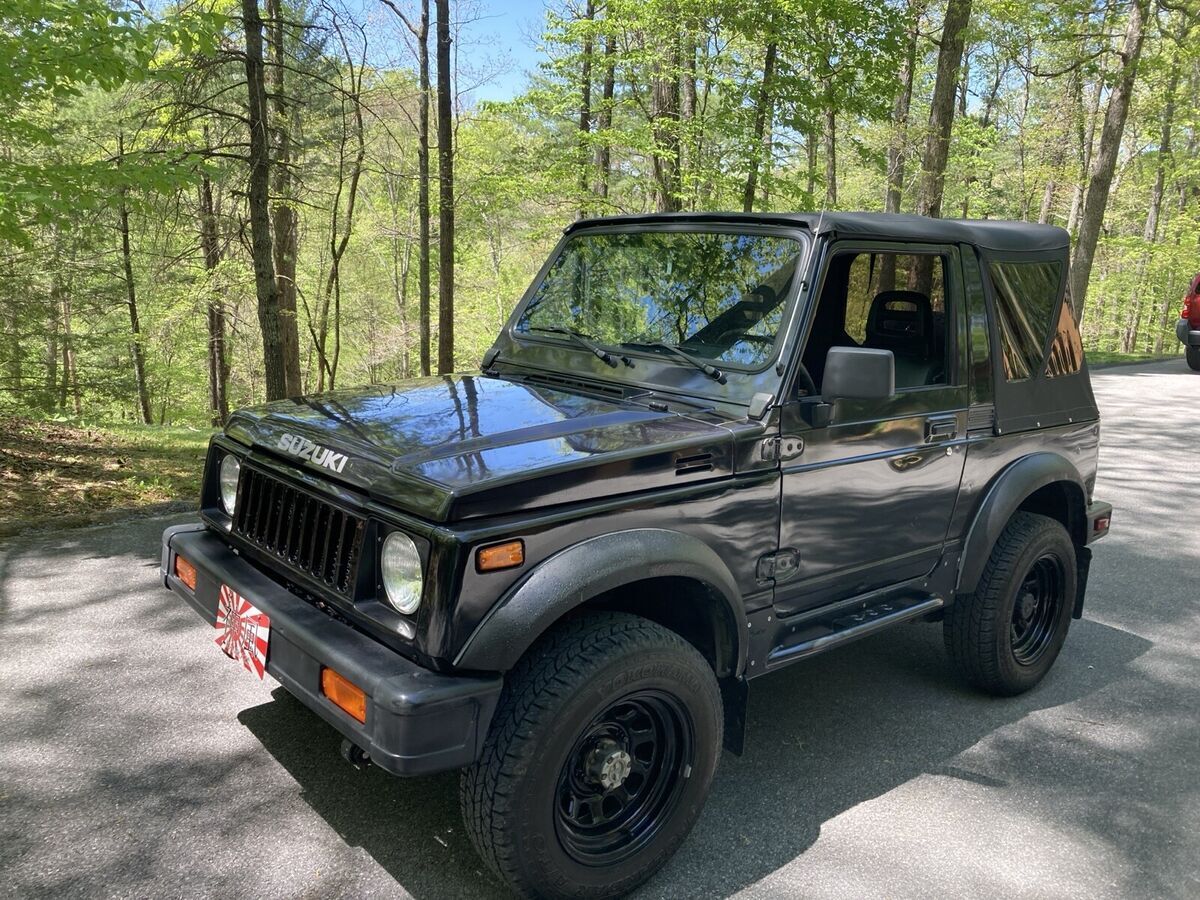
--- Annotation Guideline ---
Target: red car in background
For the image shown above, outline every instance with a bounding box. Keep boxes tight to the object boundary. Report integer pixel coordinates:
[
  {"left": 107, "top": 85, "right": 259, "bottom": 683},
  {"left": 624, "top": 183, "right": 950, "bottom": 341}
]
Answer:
[{"left": 1179, "top": 273, "right": 1200, "bottom": 371}]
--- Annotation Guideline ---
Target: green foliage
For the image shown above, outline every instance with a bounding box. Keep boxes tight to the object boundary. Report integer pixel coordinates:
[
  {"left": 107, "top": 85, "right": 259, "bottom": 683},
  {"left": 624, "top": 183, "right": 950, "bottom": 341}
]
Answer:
[
  {"left": 0, "top": 0, "right": 224, "bottom": 245},
  {"left": 0, "top": 0, "right": 1197, "bottom": 430}
]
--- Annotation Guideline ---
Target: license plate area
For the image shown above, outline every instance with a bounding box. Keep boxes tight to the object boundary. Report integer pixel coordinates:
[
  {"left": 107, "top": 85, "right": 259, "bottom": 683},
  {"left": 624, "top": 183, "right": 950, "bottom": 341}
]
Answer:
[{"left": 215, "top": 584, "right": 271, "bottom": 680}]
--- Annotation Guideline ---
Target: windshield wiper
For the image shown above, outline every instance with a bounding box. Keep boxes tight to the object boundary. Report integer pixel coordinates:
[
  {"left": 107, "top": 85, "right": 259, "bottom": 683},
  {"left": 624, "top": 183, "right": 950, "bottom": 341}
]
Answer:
[
  {"left": 529, "top": 326, "right": 631, "bottom": 368},
  {"left": 619, "top": 341, "right": 727, "bottom": 384}
]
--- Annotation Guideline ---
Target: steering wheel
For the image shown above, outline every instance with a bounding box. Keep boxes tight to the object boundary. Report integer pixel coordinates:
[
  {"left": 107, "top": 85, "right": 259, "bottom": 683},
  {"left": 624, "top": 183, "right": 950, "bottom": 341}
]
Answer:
[{"left": 794, "top": 362, "right": 817, "bottom": 397}]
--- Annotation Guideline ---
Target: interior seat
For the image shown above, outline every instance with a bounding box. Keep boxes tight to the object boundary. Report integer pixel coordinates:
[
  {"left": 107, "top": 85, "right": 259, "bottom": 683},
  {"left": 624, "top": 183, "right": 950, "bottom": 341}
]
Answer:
[{"left": 863, "top": 290, "right": 942, "bottom": 388}]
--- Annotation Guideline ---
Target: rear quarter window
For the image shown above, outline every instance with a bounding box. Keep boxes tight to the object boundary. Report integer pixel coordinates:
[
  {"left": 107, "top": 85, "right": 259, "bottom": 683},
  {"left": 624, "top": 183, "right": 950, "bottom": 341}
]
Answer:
[{"left": 988, "top": 260, "right": 1066, "bottom": 381}]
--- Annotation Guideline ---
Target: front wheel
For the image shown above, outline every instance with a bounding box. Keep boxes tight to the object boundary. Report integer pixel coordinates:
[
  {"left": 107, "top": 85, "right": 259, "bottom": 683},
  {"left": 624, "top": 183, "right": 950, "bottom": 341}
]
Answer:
[
  {"left": 944, "top": 512, "right": 1077, "bottom": 696},
  {"left": 460, "top": 612, "right": 722, "bottom": 899},
  {"left": 1186, "top": 346, "right": 1200, "bottom": 371}
]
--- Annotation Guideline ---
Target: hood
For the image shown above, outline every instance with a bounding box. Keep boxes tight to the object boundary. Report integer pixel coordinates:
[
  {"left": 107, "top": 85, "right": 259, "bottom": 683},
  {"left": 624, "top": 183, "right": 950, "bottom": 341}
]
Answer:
[{"left": 224, "top": 375, "right": 739, "bottom": 522}]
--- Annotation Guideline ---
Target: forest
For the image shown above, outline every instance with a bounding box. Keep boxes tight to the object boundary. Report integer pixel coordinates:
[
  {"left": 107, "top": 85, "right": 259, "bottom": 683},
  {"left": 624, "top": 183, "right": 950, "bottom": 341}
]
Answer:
[{"left": 1, "top": 0, "right": 1198, "bottom": 429}]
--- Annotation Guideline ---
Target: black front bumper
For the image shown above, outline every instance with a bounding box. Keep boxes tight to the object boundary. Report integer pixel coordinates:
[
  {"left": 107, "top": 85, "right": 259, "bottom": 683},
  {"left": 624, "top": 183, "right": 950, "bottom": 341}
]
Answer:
[
  {"left": 161, "top": 523, "right": 502, "bottom": 777},
  {"left": 1176, "top": 319, "right": 1200, "bottom": 347}
]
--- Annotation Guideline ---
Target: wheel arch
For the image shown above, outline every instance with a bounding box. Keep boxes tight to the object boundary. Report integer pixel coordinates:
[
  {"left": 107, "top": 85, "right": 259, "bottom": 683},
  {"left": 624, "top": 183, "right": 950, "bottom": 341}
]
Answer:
[
  {"left": 453, "top": 528, "right": 747, "bottom": 678},
  {"left": 957, "top": 452, "right": 1087, "bottom": 596}
]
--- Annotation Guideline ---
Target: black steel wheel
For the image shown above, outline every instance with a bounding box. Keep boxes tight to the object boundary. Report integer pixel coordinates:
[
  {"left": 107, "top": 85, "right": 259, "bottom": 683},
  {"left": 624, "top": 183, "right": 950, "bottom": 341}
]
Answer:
[
  {"left": 1187, "top": 346, "right": 1200, "bottom": 371},
  {"left": 461, "top": 612, "right": 722, "bottom": 900},
  {"left": 554, "top": 690, "right": 694, "bottom": 866},
  {"left": 1010, "top": 554, "right": 1066, "bottom": 666},
  {"left": 945, "top": 512, "right": 1077, "bottom": 696}
]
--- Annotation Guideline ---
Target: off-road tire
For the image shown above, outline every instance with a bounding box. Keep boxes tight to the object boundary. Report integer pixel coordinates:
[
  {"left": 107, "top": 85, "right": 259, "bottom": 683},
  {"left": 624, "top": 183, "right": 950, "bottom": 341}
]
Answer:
[
  {"left": 460, "top": 612, "right": 722, "bottom": 899},
  {"left": 944, "top": 512, "right": 1076, "bottom": 696},
  {"left": 1186, "top": 346, "right": 1200, "bottom": 371}
]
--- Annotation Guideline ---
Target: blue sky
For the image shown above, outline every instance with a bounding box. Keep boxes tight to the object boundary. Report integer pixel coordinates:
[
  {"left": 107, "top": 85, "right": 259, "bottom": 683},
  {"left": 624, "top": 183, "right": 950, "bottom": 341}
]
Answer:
[
  {"left": 347, "top": 0, "right": 549, "bottom": 103},
  {"left": 462, "top": 0, "right": 544, "bottom": 102}
]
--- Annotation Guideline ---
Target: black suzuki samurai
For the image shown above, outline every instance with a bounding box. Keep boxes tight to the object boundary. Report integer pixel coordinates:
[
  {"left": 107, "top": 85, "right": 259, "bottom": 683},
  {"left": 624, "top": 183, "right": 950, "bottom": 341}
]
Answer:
[{"left": 162, "top": 212, "right": 1112, "bottom": 899}]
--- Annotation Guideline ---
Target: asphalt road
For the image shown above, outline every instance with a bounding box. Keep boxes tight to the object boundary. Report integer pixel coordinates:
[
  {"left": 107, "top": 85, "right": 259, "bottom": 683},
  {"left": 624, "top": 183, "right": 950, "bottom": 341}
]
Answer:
[{"left": 2, "top": 358, "right": 1199, "bottom": 900}]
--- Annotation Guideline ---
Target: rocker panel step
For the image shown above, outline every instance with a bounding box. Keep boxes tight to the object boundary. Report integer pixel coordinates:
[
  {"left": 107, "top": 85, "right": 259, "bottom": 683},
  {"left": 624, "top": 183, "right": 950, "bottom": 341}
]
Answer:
[{"left": 767, "top": 595, "right": 944, "bottom": 668}]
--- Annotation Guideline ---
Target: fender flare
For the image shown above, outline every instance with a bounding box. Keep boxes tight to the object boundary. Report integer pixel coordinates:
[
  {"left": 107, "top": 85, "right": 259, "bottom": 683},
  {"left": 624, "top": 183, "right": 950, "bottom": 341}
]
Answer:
[
  {"left": 454, "top": 528, "right": 747, "bottom": 674},
  {"left": 956, "top": 451, "right": 1086, "bottom": 595}
]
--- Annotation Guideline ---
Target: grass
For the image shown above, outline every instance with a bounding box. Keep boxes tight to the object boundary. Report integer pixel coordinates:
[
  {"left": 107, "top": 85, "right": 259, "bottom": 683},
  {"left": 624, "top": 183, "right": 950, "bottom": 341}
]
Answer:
[
  {"left": 0, "top": 417, "right": 214, "bottom": 540},
  {"left": 1087, "top": 349, "right": 1184, "bottom": 367}
]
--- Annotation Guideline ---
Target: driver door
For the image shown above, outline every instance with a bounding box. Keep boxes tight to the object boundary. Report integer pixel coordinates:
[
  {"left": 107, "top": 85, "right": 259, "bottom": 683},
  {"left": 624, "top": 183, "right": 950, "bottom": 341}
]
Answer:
[{"left": 772, "top": 242, "right": 969, "bottom": 617}]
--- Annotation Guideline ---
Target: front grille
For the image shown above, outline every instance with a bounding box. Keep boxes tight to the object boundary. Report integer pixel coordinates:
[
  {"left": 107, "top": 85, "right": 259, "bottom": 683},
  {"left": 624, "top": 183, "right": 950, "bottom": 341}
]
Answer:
[{"left": 233, "top": 466, "right": 365, "bottom": 595}]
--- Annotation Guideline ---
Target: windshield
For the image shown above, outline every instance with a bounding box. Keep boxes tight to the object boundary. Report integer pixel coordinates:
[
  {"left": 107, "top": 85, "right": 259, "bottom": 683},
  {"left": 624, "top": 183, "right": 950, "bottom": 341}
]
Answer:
[{"left": 514, "top": 229, "right": 803, "bottom": 368}]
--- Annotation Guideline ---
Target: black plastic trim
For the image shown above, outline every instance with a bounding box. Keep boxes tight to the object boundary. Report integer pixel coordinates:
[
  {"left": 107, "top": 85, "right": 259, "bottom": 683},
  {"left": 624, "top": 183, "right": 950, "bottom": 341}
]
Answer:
[
  {"left": 454, "top": 528, "right": 746, "bottom": 674},
  {"left": 162, "top": 524, "right": 501, "bottom": 777},
  {"left": 956, "top": 452, "right": 1087, "bottom": 594}
]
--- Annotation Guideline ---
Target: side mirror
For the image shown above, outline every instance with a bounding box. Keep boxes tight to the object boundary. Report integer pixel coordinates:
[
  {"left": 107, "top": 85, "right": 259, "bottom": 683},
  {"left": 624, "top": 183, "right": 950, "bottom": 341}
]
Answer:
[{"left": 822, "top": 347, "right": 895, "bottom": 402}]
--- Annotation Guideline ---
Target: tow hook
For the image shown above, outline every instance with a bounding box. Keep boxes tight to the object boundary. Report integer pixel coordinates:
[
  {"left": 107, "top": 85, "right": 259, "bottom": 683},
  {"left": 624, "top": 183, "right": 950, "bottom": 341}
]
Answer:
[{"left": 340, "top": 738, "right": 372, "bottom": 771}]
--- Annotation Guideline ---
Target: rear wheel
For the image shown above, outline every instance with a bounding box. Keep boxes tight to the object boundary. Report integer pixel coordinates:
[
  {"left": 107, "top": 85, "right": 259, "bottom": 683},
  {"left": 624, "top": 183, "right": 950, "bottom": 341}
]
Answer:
[
  {"left": 945, "top": 512, "right": 1076, "bottom": 696},
  {"left": 1186, "top": 346, "right": 1200, "bottom": 371},
  {"left": 460, "top": 612, "right": 722, "bottom": 899}
]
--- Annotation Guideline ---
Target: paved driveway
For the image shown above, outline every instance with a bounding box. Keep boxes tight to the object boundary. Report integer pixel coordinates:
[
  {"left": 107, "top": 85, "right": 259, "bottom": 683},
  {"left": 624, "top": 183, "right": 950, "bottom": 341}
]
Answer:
[{"left": 2, "top": 359, "right": 1198, "bottom": 899}]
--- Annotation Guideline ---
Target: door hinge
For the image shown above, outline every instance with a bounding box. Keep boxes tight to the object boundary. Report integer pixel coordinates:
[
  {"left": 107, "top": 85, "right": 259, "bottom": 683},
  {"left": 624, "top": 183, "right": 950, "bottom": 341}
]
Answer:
[
  {"left": 757, "top": 549, "right": 801, "bottom": 583},
  {"left": 760, "top": 436, "right": 805, "bottom": 462}
]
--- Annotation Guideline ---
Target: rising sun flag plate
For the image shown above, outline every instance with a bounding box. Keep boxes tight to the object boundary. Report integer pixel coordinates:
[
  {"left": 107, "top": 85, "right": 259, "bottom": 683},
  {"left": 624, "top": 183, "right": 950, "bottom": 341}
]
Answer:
[{"left": 214, "top": 585, "right": 271, "bottom": 680}]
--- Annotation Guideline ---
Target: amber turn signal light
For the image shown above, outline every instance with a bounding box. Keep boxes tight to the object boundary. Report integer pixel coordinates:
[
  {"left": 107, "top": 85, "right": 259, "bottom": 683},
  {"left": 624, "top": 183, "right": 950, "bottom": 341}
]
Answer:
[
  {"left": 477, "top": 539, "right": 525, "bottom": 572},
  {"left": 321, "top": 667, "right": 367, "bottom": 723},
  {"left": 174, "top": 555, "right": 197, "bottom": 591}
]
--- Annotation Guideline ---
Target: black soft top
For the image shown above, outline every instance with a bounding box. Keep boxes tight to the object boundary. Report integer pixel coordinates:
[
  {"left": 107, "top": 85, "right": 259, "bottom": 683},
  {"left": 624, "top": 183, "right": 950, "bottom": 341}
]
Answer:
[{"left": 567, "top": 211, "right": 1069, "bottom": 254}]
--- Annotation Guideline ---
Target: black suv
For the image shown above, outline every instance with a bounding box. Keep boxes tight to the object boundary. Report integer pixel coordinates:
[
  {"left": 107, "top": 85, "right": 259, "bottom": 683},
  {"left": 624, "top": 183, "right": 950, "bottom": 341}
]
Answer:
[{"left": 162, "top": 212, "right": 1112, "bottom": 899}]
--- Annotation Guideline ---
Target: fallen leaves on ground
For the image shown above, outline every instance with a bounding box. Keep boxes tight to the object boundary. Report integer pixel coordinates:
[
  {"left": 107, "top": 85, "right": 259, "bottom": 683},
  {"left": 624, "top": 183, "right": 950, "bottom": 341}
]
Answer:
[{"left": 0, "top": 418, "right": 212, "bottom": 539}]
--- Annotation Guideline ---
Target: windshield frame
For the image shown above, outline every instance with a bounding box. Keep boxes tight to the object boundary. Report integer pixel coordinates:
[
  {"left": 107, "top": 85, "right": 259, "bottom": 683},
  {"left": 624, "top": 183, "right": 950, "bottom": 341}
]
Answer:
[{"left": 506, "top": 222, "right": 812, "bottom": 379}]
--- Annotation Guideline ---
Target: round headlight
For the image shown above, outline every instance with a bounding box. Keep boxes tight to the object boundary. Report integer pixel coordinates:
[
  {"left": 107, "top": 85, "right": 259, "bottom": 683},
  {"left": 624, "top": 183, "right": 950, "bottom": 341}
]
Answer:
[
  {"left": 381, "top": 531, "right": 423, "bottom": 615},
  {"left": 219, "top": 454, "right": 241, "bottom": 515}
]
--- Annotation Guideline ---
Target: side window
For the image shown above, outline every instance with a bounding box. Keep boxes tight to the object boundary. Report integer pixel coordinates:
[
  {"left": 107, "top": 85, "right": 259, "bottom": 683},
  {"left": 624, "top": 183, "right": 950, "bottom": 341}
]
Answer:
[
  {"left": 987, "top": 260, "right": 1063, "bottom": 381},
  {"left": 963, "top": 253, "right": 993, "bottom": 404},
  {"left": 1044, "top": 287, "right": 1083, "bottom": 377},
  {"left": 803, "top": 249, "right": 951, "bottom": 395},
  {"left": 844, "top": 253, "right": 947, "bottom": 345}
]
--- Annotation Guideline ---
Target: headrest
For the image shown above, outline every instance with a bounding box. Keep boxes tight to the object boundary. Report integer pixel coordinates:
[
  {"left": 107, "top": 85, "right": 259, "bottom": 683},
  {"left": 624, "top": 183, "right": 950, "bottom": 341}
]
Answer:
[{"left": 866, "top": 290, "right": 933, "bottom": 354}]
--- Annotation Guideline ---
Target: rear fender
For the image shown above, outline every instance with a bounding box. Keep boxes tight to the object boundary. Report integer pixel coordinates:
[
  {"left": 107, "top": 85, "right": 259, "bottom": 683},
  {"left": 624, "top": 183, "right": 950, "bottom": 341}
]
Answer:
[{"left": 957, "top": 452, "right": 1087, "bottom": 596}]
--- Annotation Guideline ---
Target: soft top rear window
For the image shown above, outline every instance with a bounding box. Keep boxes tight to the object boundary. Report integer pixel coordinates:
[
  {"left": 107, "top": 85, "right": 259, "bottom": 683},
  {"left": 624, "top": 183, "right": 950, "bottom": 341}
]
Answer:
[{"left": 988, "top": 259, "right": 1063, "bottom": 381}]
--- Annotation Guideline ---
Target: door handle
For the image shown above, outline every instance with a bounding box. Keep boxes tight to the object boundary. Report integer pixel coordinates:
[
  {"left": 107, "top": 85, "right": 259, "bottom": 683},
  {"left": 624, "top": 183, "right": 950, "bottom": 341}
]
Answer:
[{"left": 925, "top": 416, "right": 958, "bottom": 443}]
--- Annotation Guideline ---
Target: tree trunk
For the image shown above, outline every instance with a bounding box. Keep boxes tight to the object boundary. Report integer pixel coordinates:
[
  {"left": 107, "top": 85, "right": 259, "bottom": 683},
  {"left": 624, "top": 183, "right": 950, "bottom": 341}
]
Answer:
[
  {"left": 742, "top": 42, "right": 777, "bottom": 213},
  {"left": 593, "top": 32, "right": 615, "bottom": 200},
  {"left": 43, "top": 289, "right": 58, "bottom": 413},
  {"left": 387, "top": 174, "right": 414, "bottom": 378},
  {"left": 0, "top": 257, "right": 20, "bottom": 397},
  {"left": 1067, "top": 19, "right": 1109, "bottom": 235},
  {"left": 242, "top": 0, "right": 289, "bottom": 401},
  {"left": 805, "top": 132, "right": 817, "bottom": 201},
  {"left": 909, "top": 0, "right": 971, "bottom": 297},
  {"left": 1038, "top": 178, "right": 1056, "bottom": 223},
  {"left": 1069, "top": 0, "right": 1148, "bottom": 315},
  {"left": 679, "top": 35, "right": 697, "bottom": 209},
  {"left": 119, "top": 195, "right": 152, "bottom": 424},
  {"left": 823, "top": 102, "right": 837, "bottom": 208},
  {"left": 59, "top": 289, "right": 81, "bottom": 415},
  {"left": 961, "top": 58, "right": 1003, "bottom": 219},
  {"left": 885, "top": 1, "right": 922, "bottom": 217},
  {"left": 435, "top": 0, "right": 455, "bottom": 374},
  {"left": 650, "top": 36, "right": 681, "bottom": 212},
  {"left": 266, "top": 0, "right": 302, "bottom": 396},
  {"left": 416, "top": 0, "right": 432, "bottom": 376},
  {"left": 199, "top": 162, "right": 229, "bottom": 425},
  {"left": 578, "top": 0, "right": 594, "bottom": 213},
  {"left": 313, "top": 16, "right": 367, "bottom": 392},
  {"left": 914, "top": 0, "right": 972, "bottom": 221},
  {"left": 117, "top": 134, "right": 152, "bottom": 425},
  {"left": 1136, "top": 18, "right": 1185, "bottom": 353}
]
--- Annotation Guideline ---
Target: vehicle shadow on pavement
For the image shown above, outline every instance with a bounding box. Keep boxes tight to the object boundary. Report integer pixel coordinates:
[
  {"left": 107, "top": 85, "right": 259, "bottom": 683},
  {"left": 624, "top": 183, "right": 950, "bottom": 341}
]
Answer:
[{"left": 238, "top": 616, "right": 1151, "bottom": 900}]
